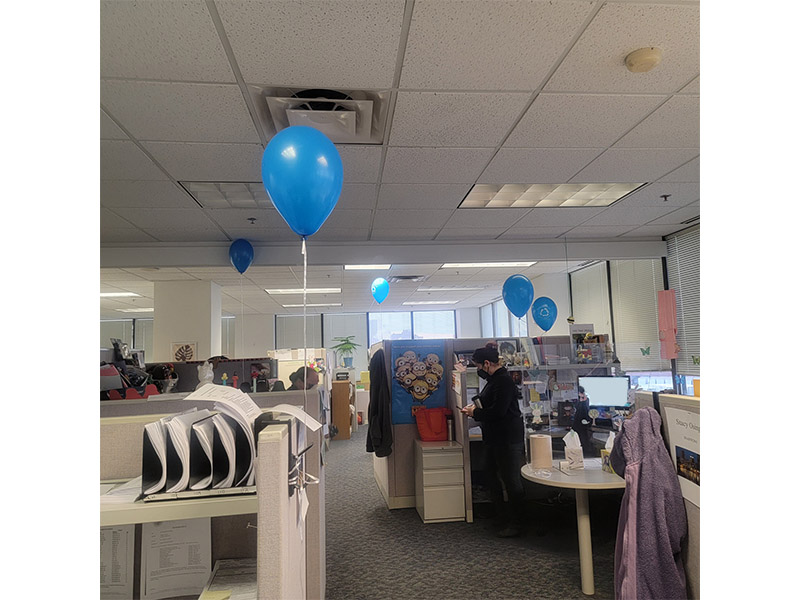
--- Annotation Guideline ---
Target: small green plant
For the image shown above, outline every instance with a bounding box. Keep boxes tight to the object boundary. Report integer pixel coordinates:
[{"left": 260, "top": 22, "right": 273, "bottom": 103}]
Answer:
[{"left": 330, "top": 335, "right": 361, "bottom": 358}]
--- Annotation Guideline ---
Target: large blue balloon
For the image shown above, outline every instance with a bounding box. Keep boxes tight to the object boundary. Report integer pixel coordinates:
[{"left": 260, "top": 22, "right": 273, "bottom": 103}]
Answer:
[
  {"left": 502, "top": 275, "right": 534, "bottom": 319},
  {"left": 532, "top": 297, "right": 558, "bottom": 332},
  {"left": 229, "top": 239, "right": 254, "bottom": 274},
  {"left": 261, "top": 126, "right": 343, "bottom": 238},
  {"left": 371, "top": 278, "right": 389, "bottom": 304}
]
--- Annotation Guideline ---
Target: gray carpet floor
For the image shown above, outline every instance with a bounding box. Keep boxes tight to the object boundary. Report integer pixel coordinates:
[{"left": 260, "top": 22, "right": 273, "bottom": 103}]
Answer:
[{"left": 324, "top": 427, "right": 622, "bottom": 600}]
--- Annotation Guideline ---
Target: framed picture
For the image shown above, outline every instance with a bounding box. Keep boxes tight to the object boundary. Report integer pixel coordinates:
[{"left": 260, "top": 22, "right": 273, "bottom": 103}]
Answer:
[
  {"left": 455, "top": 353, "right": 475, "bottom": 368},
  {"left": 171, "top": 342, "right": 197, "bottom": 362},
  {"left": 496, "top": 339, "right": 519, "bottom": 364}
]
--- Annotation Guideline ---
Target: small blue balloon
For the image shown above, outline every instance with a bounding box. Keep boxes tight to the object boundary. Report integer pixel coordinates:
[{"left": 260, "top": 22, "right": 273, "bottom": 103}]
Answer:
[
  {"left": 229, "top": 239, "right": 254, "bottom": 274},
  {"left": 502, "top": 275, "right": 534, "bottom": 319},
  {"left": 532, "top": 297, "right": 558, "bottom": 332},
  {"left": 371, "top": 278, "right": 389, "bottom": 304},
  {"left": 261, "top": 126, "right": 343, "bottom": 238}
]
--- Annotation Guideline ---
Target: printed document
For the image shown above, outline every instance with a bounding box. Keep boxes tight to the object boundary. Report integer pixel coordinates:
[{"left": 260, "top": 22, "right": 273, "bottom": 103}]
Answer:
[{"left": 140, "top": 518, "right": 211, "bottom": 600}]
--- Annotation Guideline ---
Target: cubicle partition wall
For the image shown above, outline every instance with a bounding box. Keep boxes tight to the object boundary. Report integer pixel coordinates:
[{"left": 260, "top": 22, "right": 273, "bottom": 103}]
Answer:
[{"left": 100, "top": 389, "right": 327, "bottom": 600}]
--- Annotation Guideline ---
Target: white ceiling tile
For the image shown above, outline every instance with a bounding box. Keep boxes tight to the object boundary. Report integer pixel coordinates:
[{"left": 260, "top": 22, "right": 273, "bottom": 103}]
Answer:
[
  {"left": 545, "top": 2, "right": 700, "bottom": 94},
  {"left": 616, "top": 182, "right": 699, "bottom": 208},
  {"left": 569, "top": 148, "right": 699, "bottom": 183},
  {"left": 111, "top": 207, "right": 221, "bottom": 231},
  {"left": 400, "top": 0, "right": 593, "bottom": 90},
  {"left": 100, "top": 110, "right": 128, "bottom": 140},
  {"left": 578, "top": 205, "right": 676, "bottom": 227},
  {"left": 318, "top": 209, "right": 373, "bottom": 230},
  {"left": 444, "top": 208, "right": 529, "bottom": 229},
  {"left": 125, "top": 268, "right": 198, "bottom": 281},
  {"left": 498, "top": 226, "right": 572, "bottom": 240},
  {"left": 515, "top": 207, "right": 604, "bottom": 227},
  {"left": 336, "top": 184, "right": 378, "bottom": 210},
  {"left": 101, "top": 208, "right": 135, "bottom": 230},
  {"left": 370, "top": 229, "right": 440, "bottom": 241},
  {"left": 337, "top": 146, "right": 383, "bottom": 183},
  {"left": 377, "top": 184, "right": 471, "bottom": 210},
  {"left": 373, "top": 209, "right": 454, "bottom": 230},
  {"left": 646, "top": 202, "right": 699, "bottom": 226},
  {"left": 204, "top": 208, "right": 282, "bottom": 229},
  {"left": 621, "top": 224, "right": 687, "bottom": 238},
  {"left": 678, "top": 76, "right": 700, "bottom": 95},
  {"left": 382, "top": 148, "right": 494, "bottom": 183},
  {"left": 101, "top": 269, "right": 147, "bottom": 282},
  {"left": 389, "top": 92, "right": 529, "bottom": 147},
  {"left": 614, "top": 95, "right": 699, "bottom": 148},
  {"left": 101, "top": 140, "right": 168, "bottom": 181},
  {"left": 146, "top": 229, "right": 231, "bottom": 242},
  {"left": 100, "top": 0, "right": 234, "bottom": 81},
  {"left": 142, "top": 142, "right": 263, "bottom": 181},
  {"left": 101, "top": 81, "right": 260, "bottom": 144},
  {"left": 656, "top": 157, "right": 699, "bottom": 183},
  {"left": 100, "top": 228, "right": 158, "bottom": 244},
  {"left": 101, "top": 181, "right": 197, "bottom": 209},
  {"left": 479, "top": 148, "right": 605, "bottom": 183},
  {"left": 312, "top": 228, "right": 370, "bottom": 242},
  {"left": 222, "top": 228, "right": 300, "bottom": 243},
  {"left": 216, "top": 0, "right": 405, "bottom": 88},
  {"left": 436, "top": 228, "right": 507, "bottom": 240},
  {"left": 506, "top": 93, "right": 666, "bottom": 147},
  {"left": 563, "top": 225, "right": 638, "bottom": 237}
]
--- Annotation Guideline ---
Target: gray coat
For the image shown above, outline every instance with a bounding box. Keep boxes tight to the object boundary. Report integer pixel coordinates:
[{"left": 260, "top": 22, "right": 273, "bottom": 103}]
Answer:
[{"left": 610, "top": 406, "right": 688, "bottom": 600}]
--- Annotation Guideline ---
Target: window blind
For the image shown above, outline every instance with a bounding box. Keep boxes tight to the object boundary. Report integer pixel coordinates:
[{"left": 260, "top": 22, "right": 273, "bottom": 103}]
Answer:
[
  {"left": 570, "top": 262, "right": 612, "bottom": 338},
  {"left": 666, "top": 226, "right": 700, "bottom": 376},
  {"left": 275, "top": 314, "right": 323, "bottom": 349},
  {"left": 609, "top": 259, "right": 669, "bottom": 372}
]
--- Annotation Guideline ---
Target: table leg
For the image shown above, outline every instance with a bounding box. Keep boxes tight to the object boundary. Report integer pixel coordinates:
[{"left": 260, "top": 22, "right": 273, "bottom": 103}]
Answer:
[{"left": 575, "top": 488, "right": 595, "bottom": 595}]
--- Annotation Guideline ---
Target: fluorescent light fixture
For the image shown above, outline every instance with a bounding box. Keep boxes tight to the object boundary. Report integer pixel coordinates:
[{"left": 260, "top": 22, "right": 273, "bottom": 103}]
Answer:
[
  {"left": 417, "top": 286, "right": 486, "bottom": 292},
  {"left": 265, "top": 288, "right": 341, "bottom": 294},
  {"left": 402, "top": 300, "right": 458, "bottom": 305},
  {"left": 344, "top": 264, "right": 391, "bottom": 270},
  {"left": 282, "top": 303, "right": 342, "bottom": 308},
  {"left": 115, "top": 307, "right": 154, "bottom": 313},
  {"left": 440, "top": 262, "right": 536, "bottom": 269},
  {"left": 100, "top": 292, "right": 141, "bottom": 298},
  {"left": 460, "top": 183, "right": 645, "bottom": 208}
]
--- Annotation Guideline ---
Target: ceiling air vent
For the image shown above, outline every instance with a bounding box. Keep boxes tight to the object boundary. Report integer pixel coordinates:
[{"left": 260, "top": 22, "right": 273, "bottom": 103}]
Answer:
[
  {"left": 388, "top": 275, "right": 426, "bottom": 283},
  {"left": 262, "top": 87, "right": 389, "bottom": 144}
]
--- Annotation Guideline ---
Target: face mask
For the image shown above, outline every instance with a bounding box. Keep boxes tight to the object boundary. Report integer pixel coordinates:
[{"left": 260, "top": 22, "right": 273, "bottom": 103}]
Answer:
[{"left": 477, "top": 369, "right": 490, "bottom": 380}]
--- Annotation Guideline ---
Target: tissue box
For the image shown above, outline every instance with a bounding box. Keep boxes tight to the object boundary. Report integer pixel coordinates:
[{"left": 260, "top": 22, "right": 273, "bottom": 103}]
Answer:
[
  {"left": 564, "top": 447, "right": 584, "bottom": 469},
  {"left": 600, "top": 449, "right": 616, "bottom": 474}
]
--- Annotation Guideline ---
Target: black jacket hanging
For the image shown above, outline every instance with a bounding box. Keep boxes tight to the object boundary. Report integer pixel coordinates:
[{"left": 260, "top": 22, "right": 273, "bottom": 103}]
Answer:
[{"left": 366, "top": 348, "right": 393, "bottom": 457}]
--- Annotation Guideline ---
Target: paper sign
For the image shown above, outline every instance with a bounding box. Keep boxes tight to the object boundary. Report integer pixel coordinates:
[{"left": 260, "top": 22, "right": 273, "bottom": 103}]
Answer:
[
  {"left": 140, "top": 518, "right": 211, "bottom": 600},
  {"left": 271, "top": 403, "right": 322, "bottom": 432},
  {"left": 101, "top": 524, "right": 135, "bottom": 600},
  {"left": 663, "top": 407, "right": 700, "bottom": 507}
]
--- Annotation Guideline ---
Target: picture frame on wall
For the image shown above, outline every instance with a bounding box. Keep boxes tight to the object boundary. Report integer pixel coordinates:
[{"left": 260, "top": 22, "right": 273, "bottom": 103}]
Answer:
[
  {"left": 496, "top": 339, "right": 519, "bottom": 364},
  {"left": 172, "top": 342, "right": 197, "bottom": 362}
]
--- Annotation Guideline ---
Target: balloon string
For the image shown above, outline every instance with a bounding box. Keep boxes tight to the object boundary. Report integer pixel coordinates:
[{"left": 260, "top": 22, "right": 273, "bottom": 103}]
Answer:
[
  {"left": 302, "top": 237, "right": 308, "bottom": 409},
  {"left": 240, "top": 273, "right": 245, "bottom": 359}
]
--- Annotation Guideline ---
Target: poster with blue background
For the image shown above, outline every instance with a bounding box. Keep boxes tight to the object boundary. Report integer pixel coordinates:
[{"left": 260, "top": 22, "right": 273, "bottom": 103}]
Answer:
[{"left": 390, "top": 339, "right": 447, "bottom": 424}]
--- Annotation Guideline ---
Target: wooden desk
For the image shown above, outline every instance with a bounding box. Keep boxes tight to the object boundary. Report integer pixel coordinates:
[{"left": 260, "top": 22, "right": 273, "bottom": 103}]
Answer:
[{"left": 521, "top": 460, "right": 625, "bottom": 596}]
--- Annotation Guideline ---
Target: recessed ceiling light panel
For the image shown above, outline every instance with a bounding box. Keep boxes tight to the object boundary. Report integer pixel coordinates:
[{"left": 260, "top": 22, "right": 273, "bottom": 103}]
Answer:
[
  {"left": 344, "top": 264, "right": 391, "bottom": 270},
  {"left": 440, "top": 262, "right": 535, "bottom": 269},
  {"left": 459, "top": 183, "right": 645, "bottom": 209},
  {"left": 101, "top": 292, "right": 141, "bottom": 298},
  {"left": 265, "top": 288, "right": 341, "bottom": 294}
]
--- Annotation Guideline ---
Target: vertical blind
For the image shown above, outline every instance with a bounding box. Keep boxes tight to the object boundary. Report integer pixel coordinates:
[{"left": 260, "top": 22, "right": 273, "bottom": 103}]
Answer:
[
  {"left": 609, "top": 259, "right": 669, "bottom": 371},
  {"left": 666, "top": 226, "right": 700, "bottom": 376},
  {"left": 570, "top": 262, "right": 612, "bottom": 338}
]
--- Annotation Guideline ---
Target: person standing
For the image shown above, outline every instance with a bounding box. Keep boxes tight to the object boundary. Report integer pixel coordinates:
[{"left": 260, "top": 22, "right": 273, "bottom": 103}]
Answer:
[
  {"left": 461, "top": 345, "right": 526, "bottom": 537},
  {"left": 571, "top": 386, "right": 594, "bottom": 457}
]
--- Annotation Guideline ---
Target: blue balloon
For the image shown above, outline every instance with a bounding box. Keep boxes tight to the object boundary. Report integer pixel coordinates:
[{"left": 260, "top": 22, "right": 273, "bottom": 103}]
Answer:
[
  {"left": 532, "top": 297, "right": 558, "bottom": 332},
  {"left": 229, "top": 239, "right": 254, "bottom": 274},
  {"left": 261, "top": 126, "right": 343, "bottom": 238},
  {"left": 371, "top": 278, "right": 389, "bottom": 304},
  {"left": 502, "top": 275, "right": 534, "bottom": 319}
]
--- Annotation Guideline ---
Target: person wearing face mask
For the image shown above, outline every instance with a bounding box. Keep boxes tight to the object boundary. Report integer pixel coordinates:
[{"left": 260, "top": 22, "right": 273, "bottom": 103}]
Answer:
[
  {"left": 288, "top": 366, "right": 319, "bottom": 391},
  {"left": 461, "top": 345, "right": 526, "bottom": 538}
]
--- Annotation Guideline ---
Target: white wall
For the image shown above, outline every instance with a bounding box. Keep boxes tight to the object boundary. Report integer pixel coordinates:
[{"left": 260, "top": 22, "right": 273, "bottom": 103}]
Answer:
[
  {"left": 153, "top": 280, "right": 222, "bottom": 362},
  {"left": 456, "top": 308, "right": 481, "bottom": 338},
  {"left": 527, "top": 273, "right": 572, "bottom": 336},
  {"left": 234, "top": 314, "right": 276, "bottom": 358}
]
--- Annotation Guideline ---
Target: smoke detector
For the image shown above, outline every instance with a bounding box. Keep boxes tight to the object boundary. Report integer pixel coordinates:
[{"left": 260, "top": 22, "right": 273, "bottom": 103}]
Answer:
[
  {"left": 263, "top": 88, "right": 389, "bottom": 144},
  {"left": 625, "top": 47, "right": 663, "bottom": 73}
]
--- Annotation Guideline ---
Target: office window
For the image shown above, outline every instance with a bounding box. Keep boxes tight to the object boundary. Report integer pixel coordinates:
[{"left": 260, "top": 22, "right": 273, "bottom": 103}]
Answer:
[
  {"left": 412, "top": 311, "right": 456, "bottom": 339},
  {"left": 493, "top": 301, "right": 511, "bottom": 337},
  {"left": 324, "top": 313, "right": 368, "bottom": 373},
  {"left": 570, "top": 262, "right": 612, "bottom": 337},
  {"left": 275, "top": 315, "right": 323, "bottom": 349},
  {"left": 610, "top": 259, "right": 667, "bottom": 371},
  {"left": 666, "top": 226, "right": 700, "bottom": 377},
  {"left": 101, "top": 320, "right": 133, "bottom": 350},
  {"left": 510, "top": 312, "right": 528, "bottom": 337},
  {"left": 480, "top": 304, "right": 494, "bottom": 337},
  {"left": 369, "top": 311, "right": 412, "bottom": 346}
]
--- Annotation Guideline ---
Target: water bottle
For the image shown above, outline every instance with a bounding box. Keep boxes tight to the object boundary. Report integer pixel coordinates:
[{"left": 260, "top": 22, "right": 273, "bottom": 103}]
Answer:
[{"left": 447, "top": 418, "right": 454, "bottom": 441}]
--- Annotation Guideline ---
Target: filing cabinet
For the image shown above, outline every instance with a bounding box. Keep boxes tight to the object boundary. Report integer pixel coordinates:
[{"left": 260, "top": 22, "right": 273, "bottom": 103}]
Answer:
[{"left": 414, "top": 440, "right": 465, "bottom": 523}]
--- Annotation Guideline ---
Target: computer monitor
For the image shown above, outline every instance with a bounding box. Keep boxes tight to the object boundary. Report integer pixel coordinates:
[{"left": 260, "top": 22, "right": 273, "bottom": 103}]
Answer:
[{"left": 578, "top": 376, "right": 630, "bottom": 408}]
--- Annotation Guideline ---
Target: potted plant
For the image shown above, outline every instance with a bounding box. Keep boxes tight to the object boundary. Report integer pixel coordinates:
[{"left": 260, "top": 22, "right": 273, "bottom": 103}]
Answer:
[{"left": 330, "top": 335, "right": 361, "bottom": 368}]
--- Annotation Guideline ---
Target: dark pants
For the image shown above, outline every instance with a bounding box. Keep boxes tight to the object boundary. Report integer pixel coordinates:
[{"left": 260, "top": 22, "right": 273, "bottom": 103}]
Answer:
[{"left": 484, "top": 442, "right": 526, "bottom": 529}]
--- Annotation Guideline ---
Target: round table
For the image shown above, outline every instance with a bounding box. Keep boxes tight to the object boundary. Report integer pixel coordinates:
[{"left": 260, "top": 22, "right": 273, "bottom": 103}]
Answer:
[{"left": 521, "top": 460, "right": 625, "bottom": 596}]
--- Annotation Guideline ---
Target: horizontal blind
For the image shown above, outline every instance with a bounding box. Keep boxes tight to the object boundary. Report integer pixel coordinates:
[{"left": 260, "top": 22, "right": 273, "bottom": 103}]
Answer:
[
  {"left": 666, "top": 226, "right": 700, "bottom": 376},
  {"left": 275, "top": 314, "right": 322, "bottom": 349},
  {"left": 570, "top": 262, "right": 612, "bottom": 337},
  {"left": 610, "top": 259, "right": 669, "bottom": 372}
]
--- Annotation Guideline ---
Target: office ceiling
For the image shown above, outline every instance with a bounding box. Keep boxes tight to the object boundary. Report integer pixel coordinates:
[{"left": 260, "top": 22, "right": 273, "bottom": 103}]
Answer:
[{"left": 100, "top": 0, "right": 700, "bottom": 318}]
